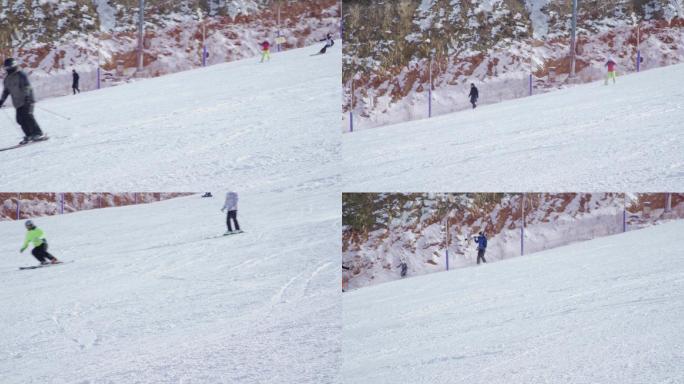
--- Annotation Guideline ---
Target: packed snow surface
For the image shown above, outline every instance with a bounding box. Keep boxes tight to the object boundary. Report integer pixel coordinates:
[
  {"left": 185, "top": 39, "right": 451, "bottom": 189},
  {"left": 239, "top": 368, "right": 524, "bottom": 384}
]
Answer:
[
  {"left": 342, "top": 63, "right": 684, "bottom": 192},
  {"left": 343, "top": 220, "right": 684, "bottom": 383},
  {"left": 0, "top": 193, "right": 340, "bottom": 383},
  {"left": 0, "top": 44, "right": 339, "bottom": 192}
]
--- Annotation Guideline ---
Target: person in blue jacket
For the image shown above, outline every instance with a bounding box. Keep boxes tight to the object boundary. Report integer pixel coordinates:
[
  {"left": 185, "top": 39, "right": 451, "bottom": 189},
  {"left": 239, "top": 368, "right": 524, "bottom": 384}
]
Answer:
[{"left": 474, "top": 231, "right": 487, "bottom": 264}]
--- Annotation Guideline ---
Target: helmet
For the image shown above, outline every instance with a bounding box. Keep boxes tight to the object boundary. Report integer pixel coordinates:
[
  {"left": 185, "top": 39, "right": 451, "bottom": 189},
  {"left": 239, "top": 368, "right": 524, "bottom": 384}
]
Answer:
[
  {"left": 25, "top": 220, "right": 35, "bottom": 229},
  {"left": 3, "top": 58, "right": 18, "bottom": 71}
]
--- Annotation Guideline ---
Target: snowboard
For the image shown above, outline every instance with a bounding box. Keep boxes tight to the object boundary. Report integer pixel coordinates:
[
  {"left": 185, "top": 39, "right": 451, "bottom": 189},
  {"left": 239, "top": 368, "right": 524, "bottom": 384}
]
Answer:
[
  {"left": 19, "top": 260, "right": 71, "bottom": 270},
  {"left": 0, "top": 136, "right": 49, "bottom": 152},
  {"left": 203, "top": 231, "right": 244, "bottom": 240}
]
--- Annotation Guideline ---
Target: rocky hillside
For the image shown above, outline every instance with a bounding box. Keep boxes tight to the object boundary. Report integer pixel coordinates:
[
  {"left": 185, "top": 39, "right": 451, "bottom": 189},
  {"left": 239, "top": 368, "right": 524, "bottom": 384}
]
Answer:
[
  {"left": 0, "top": 0, "right": 339, "bottom": 97},
  {"left": 342, "top": 193, "right": 684, "bottom": 290},
  {"left": 342, "top": 0, "right": 684, "bottom": 130},
  {"left": 0, "top": 192, "right": 194, "bottom": 221}
]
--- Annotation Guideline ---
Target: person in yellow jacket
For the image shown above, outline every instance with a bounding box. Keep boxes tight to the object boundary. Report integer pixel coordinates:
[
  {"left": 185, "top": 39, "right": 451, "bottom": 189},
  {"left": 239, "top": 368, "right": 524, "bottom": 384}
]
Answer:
[{"left": 20, "top": 220, "right": 60, "bottom": 265}]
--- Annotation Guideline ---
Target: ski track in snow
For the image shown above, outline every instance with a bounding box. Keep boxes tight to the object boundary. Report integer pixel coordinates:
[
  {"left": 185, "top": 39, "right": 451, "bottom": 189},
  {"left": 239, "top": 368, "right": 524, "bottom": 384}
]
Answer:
[
  {"left": 0, "top": 190, "right": 341, "bottom": 381},
  {"left": 0, "top": 45, "right": 340, "bottom": 192},
  {"left": 343, "top": 221, "right": 684, "bottom": 383},
  {"left": 343, "top": 63, "right": 684, "bottom": 192}
]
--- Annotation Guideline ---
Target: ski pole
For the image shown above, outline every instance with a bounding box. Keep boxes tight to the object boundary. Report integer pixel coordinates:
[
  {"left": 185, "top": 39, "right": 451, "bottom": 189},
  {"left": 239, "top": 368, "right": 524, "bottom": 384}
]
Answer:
[{"left": 36, "top": 106, "right": 71, "bottom": 121}]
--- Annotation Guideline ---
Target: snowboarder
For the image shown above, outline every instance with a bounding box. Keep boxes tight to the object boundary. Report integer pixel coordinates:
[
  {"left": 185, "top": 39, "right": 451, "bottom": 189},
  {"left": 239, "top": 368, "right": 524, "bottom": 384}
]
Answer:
[
  {"left": 72, "top": 69, "right": 80, "bottom": 94},
  {"left": 20, "top": 220, "right": 60, "bottom": 265},
  {"left": 220, "top": 191, "right": 242, "bottom": 234},
  {"left": 0, "top": 58, "right": 45, "bottom": 145},
  {"left": 318, "top": 33, "right": 334, "bottom": 54},
  {"left": 260, "top": 41, "right": 271, "bottom": 63},
  {"left": 469, "top": 83, "right": 479, "bottom": 109},
  {"left": 605, "top": 57, "right": 617, "bottom": 85},
  {"left": 474, "top": 231, "right": 487, "bottom": 264}
]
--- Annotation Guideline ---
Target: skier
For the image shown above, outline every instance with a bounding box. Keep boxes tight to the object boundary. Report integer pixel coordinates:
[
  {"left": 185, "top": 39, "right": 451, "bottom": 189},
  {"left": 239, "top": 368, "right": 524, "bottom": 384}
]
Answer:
[
  {"left": 318, "top": 33, "right": 334, "bottom": 54},
  {"left": 469, "top": 83, "right": 479, "bottom": 109},
  {"left": 220, "top": 191, "right": 242, "bottom": 234},
  {"left": 20, "top": 220, "right": 60, "bottom": 265},
  {"left": 399, "top": 256, "right": 408, "bottom": 277},
  {"left": 259, "top": 40, "right": 271, "bottom": 63},
  {"left": 605, "top": 57, "right": 617, "bottom": 85},
  {"left": 0, "top": 58, "right": 46, "bottom": 144},
  {"left": 474, "top": 231, "right": 487, "bottom": 264},
  {"left": 72, "top": 69, "right": 80, "bottom": 94}
]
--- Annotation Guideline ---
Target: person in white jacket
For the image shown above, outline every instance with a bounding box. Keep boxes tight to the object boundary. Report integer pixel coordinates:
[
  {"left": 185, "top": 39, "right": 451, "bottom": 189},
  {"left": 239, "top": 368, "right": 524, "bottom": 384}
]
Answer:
[{"left": 220, "top": 191, "right": 241, "bottom": 234}]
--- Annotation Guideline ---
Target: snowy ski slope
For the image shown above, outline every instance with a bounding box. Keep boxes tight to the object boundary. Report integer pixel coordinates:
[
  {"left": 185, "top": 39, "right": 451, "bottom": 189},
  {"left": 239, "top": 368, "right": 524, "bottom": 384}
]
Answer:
[
  {"left": 0, "top": 193, "right": 340, "bottom": 383},
  {"left": 0, "top": 45, "right": 340, "bottom": 192},
  {"left": 343, "top": 220, "right": 684, "bottom": 384},
  {"left": 343, "top": 63, "right": 684, "bottom": 192}
]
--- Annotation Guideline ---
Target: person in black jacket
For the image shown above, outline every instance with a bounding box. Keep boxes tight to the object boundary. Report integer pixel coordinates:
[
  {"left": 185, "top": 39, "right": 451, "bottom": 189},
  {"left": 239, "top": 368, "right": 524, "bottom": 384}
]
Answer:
[
  {"left": 318, "top": 33, "right": 334, "bottom": 54},
  {"left": 72, "top": 69, "right": 80, "bottom": 94},
  {"left": 469, "top": 83, "right": 479, "bottom": 109},
  {"left": 0, "top": 58, "right": 45, "bottom": 144}
]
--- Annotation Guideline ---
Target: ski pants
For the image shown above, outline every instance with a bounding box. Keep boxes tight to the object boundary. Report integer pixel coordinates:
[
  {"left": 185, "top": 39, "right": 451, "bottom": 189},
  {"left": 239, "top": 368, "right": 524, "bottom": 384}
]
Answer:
[
  {"left": 477, "top": 248, "right": 487, "bottom": 264},
  {"left": 16, "top": 104, "right": 43, "bottom": 137},
  {"left": 72, "top": 85, "right": 80, "bottom": 94},
  {"left": 605, "top": 71, "right": 616, "bottom": 84},
  {"left": 470, "top": 97, "right": 477, "bottom": 109},
  {"left": 261, "top": 50, "right": 270, "bottom": 62},
  {"left": 226, "top": 210, "right": 240, "bottom": 232},
  {"left": 400, "top": 262, "right": 407, "bottom": 277},
  {"left": 31, "top": 243, "right": 56, "bottom": 263}
]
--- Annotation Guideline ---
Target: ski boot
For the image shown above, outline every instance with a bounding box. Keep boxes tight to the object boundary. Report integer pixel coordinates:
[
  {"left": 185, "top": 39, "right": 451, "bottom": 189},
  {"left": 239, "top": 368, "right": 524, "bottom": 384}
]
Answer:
[
  {"left": 19, "top": 136, "right": 30, "bottom": 145},
  {"left": 30, "top": 134, "right": 46, "bottom": 142},
  {"left": 40, "top": 261, "right": 50, "bottom": 266},
  {"left": 50, "top": 259, "right": 61, "bottom": 264}
]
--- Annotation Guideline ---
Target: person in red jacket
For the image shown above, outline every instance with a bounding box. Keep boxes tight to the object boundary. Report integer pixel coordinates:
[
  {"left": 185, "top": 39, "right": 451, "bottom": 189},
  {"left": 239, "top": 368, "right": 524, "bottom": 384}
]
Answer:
[
  {"left": 605, "top": 57, "right": 617, "bottom": 85},
  {"left": 260, "top": 40, "right": 271, "bottom": 63}
]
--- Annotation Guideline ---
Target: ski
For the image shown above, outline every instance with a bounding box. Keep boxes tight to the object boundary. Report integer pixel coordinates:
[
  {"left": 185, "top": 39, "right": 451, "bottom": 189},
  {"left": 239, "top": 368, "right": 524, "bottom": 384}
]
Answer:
[
  {"left": 223, "top": 230, "right": 244, "bottom": 236},
  {"left": 19, "top": 260, "right": 72, "bottom": 270},
  {"left": 0, "top": 136, "right": 50, "bottom": 152}
]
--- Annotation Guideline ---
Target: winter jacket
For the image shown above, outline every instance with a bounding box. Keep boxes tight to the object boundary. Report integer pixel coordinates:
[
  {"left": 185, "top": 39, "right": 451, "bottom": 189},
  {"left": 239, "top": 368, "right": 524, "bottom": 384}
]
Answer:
[
  {"left": 222, "top": 192, "right": 238, "bottom": 211},
  {"left": 260, "top": 41, "right": 270, "bottom": 51},
  {"left": 22, "top": 228, "right": 45, "bottom": 250},
  {"left": 1, "top": 70, "right": 35, "bottom": 109},
  {"left": 72, "top": 72, "right": 80, "bottom": 86},
  {"left": 469, "top": 86, "right": 479, "bottom": 100},
  {"left": 321, "top": 36, "right": 334, "bottom": 48},
  {"left": 606, "top": 60, "right": 616, "bottom": 72},
  {"left": 475, "top": 235, "right": 487, "bottom": 250}
]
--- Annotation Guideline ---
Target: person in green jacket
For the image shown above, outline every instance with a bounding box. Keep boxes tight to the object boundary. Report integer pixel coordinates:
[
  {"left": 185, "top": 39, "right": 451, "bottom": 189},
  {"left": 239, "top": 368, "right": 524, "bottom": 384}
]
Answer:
[{"left": 20, "top": 220, "right": 60, "bottom": 265}]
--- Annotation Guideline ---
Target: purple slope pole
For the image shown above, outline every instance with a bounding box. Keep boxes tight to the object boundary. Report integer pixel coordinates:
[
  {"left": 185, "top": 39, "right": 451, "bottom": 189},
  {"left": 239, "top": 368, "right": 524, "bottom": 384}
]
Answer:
[
  {"left": 349, "top": 78, "right": 354, "bottom": 132},
  {"left": 428, "top": 55, "right": 432, "bottom": 118},
  {"left": 520, "top": 194, "right": 525, "bottom": 256},
  {"left": 529, "top": 74, "right": 532, "bottom": 96}
]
